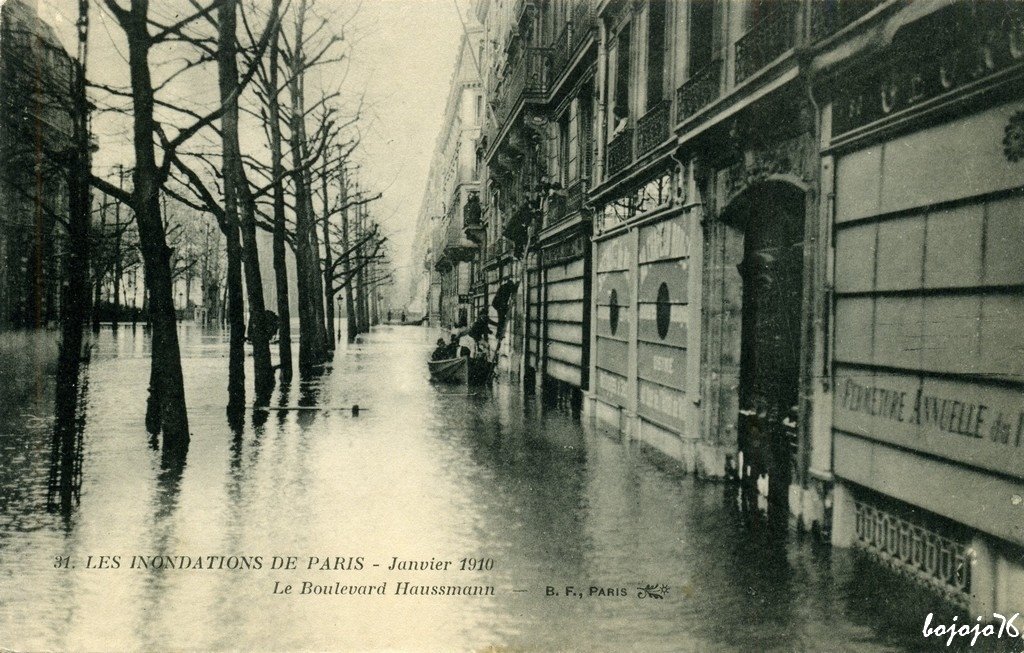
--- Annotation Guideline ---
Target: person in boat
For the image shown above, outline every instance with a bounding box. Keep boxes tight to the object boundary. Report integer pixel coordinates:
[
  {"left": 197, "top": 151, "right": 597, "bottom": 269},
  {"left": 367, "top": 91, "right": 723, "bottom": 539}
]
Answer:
[
  {"left": 443, "top": 332, "right": 461, "bottom": 358},
  {"left": 458, "top": 331, "right": 476, "bottom": 357},
  {"left": 431, "top": 338, "right": 449, "bottom": 361}
]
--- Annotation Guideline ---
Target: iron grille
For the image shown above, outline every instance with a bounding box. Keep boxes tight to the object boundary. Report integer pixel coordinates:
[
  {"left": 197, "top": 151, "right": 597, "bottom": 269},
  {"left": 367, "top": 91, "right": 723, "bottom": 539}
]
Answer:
[
  {"left": 734, "top": 3, "right": 799, "bottom": 83},
  {"left": 636, "top": 99, "right": 670, "bottom": 155},
  {"left": 606, "top": 128, "right": 633, "bottom": 177},
  {"left": 676, "top": 60, "right": 722, "bottom": 123},
  {"left": 853, "top": 500, "right": 972, "bottom": 607}
]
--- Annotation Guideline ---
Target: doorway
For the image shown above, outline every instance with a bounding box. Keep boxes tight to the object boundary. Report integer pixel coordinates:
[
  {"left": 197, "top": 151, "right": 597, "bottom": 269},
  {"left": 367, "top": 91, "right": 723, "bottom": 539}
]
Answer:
[{"left": 733, "top": 182, "right": 805, "bottom": 509}]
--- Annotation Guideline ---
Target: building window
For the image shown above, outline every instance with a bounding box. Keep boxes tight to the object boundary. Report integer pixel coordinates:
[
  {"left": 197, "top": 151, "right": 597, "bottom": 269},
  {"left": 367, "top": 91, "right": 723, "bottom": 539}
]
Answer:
[
  {"left": 567, "top": 98, "right": 579, "bottom": 182},
  {"left": 656, "top": 282, "right": 671, "bottom": 339},
  {"left": 609, "top": 289, "right": 620, "bottom": 335},
  {"left": 610, "top": 23, "right": 631, "bottom": 138},
  {"left": 646, "top": 0, "right": 667, "bottom": 108},
  {"left": 558, "top": 112, "right": 570, "bottom": 186},
  {"left": 688, "top": 0, "right": 716, "bottom": 75},
  {"left": 579, "top": 85, "right": 594, "bottom": 182}
]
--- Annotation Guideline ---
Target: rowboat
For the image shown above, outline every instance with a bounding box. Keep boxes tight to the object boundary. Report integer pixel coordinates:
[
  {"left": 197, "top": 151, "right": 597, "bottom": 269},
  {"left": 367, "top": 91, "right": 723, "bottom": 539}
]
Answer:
[{"left": 428, "top": 356, "right": 493, "bottom": 385}]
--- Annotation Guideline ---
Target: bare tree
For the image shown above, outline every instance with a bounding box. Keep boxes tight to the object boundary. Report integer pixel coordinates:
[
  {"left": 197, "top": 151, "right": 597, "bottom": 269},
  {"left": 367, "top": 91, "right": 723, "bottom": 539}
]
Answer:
[
  {"left": 91, "top": 0, "right": 278, "bottom": 450},
  {"left": 218, "top": 0, "right": 279, "bottom": 411}
]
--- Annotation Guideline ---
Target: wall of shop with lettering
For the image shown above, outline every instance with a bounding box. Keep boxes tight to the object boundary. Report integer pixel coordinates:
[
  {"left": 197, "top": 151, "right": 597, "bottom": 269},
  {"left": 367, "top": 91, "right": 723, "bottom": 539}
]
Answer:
[
  {"left": 635, "top": 216, "right": 690, "bottom": 431},
  {"left": 831, "top": 98, "right": 1024, "bottom": 535},
  {"left": 594, "top": 232, "right": 632, "bottom": 409}
]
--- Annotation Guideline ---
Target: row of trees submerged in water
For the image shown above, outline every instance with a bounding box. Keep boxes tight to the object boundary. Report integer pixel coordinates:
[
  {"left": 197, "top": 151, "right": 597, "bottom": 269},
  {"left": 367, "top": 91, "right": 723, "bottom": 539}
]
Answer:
[{"left": 31, "top": 0, "right": 389, "bottom": 458}]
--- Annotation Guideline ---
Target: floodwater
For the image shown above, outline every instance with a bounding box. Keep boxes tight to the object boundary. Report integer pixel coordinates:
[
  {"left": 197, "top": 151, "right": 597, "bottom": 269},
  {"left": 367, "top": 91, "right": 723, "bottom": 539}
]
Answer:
[{"left": 0, "top": 324, "right": 973, "bottom": 652}]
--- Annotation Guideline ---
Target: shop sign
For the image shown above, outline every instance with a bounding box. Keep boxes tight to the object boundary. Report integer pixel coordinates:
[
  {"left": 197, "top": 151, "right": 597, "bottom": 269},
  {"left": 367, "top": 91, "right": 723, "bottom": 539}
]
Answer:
[
  {"left": 639, "top": 380, "right": 685, "bottom": 427},
  {"left": 596, "top": 234, "right": 630, "bottom": 273},
  {"left": 639, "top": 216, "right": 689, "bottom": 263},
  {"left": 833, "top": 3, "right": 1024, "bottom": 138},
  {"left": 597, "top": 169, "right": 673, "bottom": 231},
  {"left": 833, "top": 368, "right": 1024, "bottom": 480},
  {"left": 543, "top": 233, "right": 586, "bottom": 267}
]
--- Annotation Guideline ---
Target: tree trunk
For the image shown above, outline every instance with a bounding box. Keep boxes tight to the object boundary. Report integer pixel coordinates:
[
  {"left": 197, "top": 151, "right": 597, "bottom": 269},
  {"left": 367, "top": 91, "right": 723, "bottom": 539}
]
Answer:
[
  {"left": 267, "top": 22, "right": 292, "bottom": 381},
  {"left": 123, "top": 1, "right": 189, "bottom": 450},
  {"left": 219, "top": 0, "right": 274, "bottom": 406},
  {"left": 287, "top": 0, "right": 329, "bottom": 372},
  {"left": 320, "top": 159, "right": 335, "bottom": 348},
  {"left": 340, "top": 193, "right": 356, "bottom": 343},
  {"left": 355, "top": 205, "right": 368, "bottom": 334},
  {"left": 112, "top": 201, "right": 122, "bottom": 331},
  {"left": 92, "top": 196, "right": 106, "bottom": 333}
]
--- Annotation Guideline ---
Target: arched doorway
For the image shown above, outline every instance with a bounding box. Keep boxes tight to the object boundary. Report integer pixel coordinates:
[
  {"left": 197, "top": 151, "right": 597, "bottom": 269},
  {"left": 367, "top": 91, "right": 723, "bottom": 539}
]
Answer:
[{"left": 724, "top": 180, "right": 805, "bottom": 509}]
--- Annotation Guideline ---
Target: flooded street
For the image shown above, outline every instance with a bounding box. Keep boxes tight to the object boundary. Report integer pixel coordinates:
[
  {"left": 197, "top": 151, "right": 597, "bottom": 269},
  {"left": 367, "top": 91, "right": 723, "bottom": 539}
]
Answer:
[{"left": 0, "top": 325, "right": 956, "bottom": 652}]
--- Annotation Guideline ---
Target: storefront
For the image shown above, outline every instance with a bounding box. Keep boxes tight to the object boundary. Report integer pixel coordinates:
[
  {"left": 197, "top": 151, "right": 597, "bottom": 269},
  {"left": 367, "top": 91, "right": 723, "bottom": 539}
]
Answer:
[
  {"left": 589, "top": 167, "right": 700, "bottom": 463},
  {"left": 825, "top": 1, "right": 1024, "bottom": 614},
  {"left": 530, "top": 228, "right": 590, "bottom": 411}
]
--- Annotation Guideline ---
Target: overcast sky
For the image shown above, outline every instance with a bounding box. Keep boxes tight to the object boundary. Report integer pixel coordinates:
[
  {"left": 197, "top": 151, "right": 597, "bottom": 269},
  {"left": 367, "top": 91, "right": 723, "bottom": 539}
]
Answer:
[{"left": 31, "top": 0, "right": 467, "bottom": 294}]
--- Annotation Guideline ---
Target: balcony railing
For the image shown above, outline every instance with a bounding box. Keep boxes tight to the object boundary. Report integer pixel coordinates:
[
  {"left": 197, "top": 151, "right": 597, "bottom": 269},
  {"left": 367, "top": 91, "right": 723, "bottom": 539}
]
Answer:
[
  {"left": 569, "top": 0, "right": 597, "bottom": 51},
  {"left": 607, "top": 128, "right": 633, "bottom": 177},
  {"left": 734, "top": 3, "right": 799, "bottom": 83},
  {"left": 549, "top": 1, "right": 597, "bottom": 86},
  {"left": 810, "top": 0, "right": 884, "bottom": 42},
  {"left": 514, "top": 0, "right": 534, "bottom": 24},
  {"left": 550, "top": 22, "right": 572, "bottom": 82},
  {"left": 495, "top": 47, "right": 551, "bottom": 127},
  {"left": 463, "top": 193, "right": 482, "bottom": 229},
  {"left": 676, "top": 59, "right": 722, "bottom": 124},
  {"left": 486, "top": 237, "right": 511, "bottom": 263},
  {"left": 548, "top": 178, "right": 587, "bottom": 227},
  {"left": 636, "top": 99, "right": 670, "bottom": 155}
]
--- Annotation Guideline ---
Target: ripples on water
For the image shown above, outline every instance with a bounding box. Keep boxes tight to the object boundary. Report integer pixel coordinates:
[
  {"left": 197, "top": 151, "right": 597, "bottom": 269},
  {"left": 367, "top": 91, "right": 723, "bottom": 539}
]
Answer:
[{"left": 0, "top": 325, "right": 975, "bottom": 651}]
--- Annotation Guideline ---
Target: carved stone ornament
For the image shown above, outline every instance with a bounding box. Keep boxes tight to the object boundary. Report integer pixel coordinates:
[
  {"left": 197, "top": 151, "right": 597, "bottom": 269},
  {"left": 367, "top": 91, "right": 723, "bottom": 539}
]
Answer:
[{"left": 1004, "top": 110, "right": 1024, "bottom": 162}]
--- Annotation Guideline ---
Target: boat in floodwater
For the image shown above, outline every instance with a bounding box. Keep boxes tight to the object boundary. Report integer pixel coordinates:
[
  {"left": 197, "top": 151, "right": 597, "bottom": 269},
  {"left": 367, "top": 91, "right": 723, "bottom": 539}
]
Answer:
[{"left": 428, "top": 356, "right": 492, "bottom": 385}]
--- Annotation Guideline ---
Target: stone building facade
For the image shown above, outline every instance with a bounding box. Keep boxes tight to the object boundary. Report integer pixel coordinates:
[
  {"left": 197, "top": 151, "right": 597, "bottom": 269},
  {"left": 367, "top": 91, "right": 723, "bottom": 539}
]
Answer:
[
  {"left": 0, "top": 0, "right": 79, "bottom": 329},
  {"left": 417, "top": 23, "right": 485, "bottom": 330},
  {"left": 460, "top": 0, "right": 1024, "bottom": 614}
]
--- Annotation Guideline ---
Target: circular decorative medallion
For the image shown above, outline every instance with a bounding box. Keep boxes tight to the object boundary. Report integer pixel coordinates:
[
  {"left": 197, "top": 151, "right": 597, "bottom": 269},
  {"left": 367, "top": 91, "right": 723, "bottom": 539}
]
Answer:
[
  {"left": 655, "top": 282, "right": 671, "bottom": 340},
  {"left": 609, "top": 289, "right": 620, "bottom": 336}
]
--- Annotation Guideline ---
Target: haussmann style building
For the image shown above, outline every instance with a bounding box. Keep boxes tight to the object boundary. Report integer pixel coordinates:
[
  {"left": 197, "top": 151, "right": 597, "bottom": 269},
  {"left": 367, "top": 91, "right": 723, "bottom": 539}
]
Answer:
[{"left": 417, "top": 0, "right": 1024, "bottom": 616}]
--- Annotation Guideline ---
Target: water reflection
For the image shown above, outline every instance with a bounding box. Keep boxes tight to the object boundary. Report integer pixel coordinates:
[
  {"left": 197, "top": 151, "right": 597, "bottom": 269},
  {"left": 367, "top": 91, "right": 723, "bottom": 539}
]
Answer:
[
  {"left": 46, "top": 360, "right": 88, "bottom": 515},
  {"left": 0, "top": 324, "right": 967, "bottom": 651}
]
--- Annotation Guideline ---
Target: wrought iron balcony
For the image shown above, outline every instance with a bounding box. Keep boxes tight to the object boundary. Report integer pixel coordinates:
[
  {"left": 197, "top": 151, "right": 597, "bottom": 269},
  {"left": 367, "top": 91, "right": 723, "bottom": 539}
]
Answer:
[
  {"left": 548, "top": 1, "right": 597, "bottom": 88},
  {"left": 463, "top": 193, "right": 484, "bottom": 243},
  {"left": 434, "top": 216, "right": 477, "bottom": 270},
  {"left": 810, "top": 0, "right": 884, "bottom": 42},
  {"left": 566, "top": 178, "right": 585, "bottom": 217},
  {"left": 485, "top": 237, "right": 511, "bottom": 263},
  {"left": 606, "top": 128, "right": 633, "bottom": 177},
  {"left": 569, "top": 0, "right": 597, "bottom": 51},
  {"left": 547, "top": 179, "right": 587, "bottom": 227},
  {"left": 550, "top": 23, "right": 572, "bottom": 82},
  {"left": 636, "top": 99, "right": 670, "bottom": 155},
  {"left": 514, "top": 0, "right": 534, "bottom": 24},
  {"left": 734, "top": 3, "right": 799, "bottom": 83},
  {"left": 676, "top": 59, "right": 722, "bottom": 124},
  {"left": 495, "top": 47, "right": 551, "bottom": 127}
]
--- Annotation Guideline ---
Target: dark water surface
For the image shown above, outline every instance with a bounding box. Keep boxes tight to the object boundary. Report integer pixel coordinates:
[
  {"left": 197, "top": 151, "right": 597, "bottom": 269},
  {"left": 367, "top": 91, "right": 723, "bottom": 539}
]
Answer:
[{"left": 0, "top": 325, "right": 967, "bottom": 651}]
